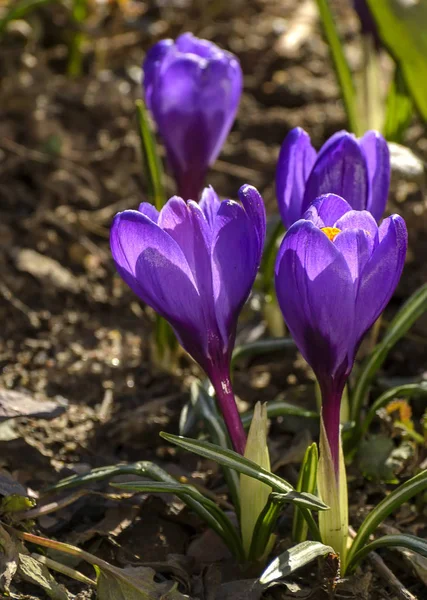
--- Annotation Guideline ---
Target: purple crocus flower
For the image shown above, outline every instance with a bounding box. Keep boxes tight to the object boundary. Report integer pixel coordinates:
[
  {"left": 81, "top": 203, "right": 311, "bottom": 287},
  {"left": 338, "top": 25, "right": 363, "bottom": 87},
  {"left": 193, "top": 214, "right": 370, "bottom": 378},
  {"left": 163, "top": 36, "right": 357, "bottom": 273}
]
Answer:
[
  {"left": 353, "top": 0, "right": 382, "bottom": 49},
  {"left": 143, "top": 33, "right": 243, "bottom": 201},
  {"left": 110, "top": 185, "right": 266, "bottom": 455},
  {"left": 275, "top": 194, "right": 407, "bottom": 472},
  {"left": 276, "top": 128, "right": 390, "bottom": 229}
]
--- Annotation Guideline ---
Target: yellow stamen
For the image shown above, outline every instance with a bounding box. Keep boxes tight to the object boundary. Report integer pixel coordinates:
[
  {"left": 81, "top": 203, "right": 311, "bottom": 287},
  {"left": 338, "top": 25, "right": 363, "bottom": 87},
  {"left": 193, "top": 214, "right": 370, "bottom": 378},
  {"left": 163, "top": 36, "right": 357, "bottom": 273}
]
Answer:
[{"left": 321, "top": 226, "right": 341, "bottom": 242}]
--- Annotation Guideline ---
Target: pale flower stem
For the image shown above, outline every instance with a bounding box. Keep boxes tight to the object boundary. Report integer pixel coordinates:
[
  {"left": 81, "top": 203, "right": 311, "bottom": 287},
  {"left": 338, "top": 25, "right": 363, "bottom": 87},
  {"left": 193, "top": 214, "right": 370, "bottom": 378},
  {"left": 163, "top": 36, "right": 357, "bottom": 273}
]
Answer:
[{"left": 211, "top": 373, "right": 246, "bottom": 455}]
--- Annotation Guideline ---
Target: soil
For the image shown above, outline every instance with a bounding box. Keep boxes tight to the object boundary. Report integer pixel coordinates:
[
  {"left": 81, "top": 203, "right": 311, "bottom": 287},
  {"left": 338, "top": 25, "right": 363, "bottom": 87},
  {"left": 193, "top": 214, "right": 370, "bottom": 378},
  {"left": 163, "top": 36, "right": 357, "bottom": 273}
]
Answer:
[{"left": 0, "top": 0, "right": 426, "bottom": 599}]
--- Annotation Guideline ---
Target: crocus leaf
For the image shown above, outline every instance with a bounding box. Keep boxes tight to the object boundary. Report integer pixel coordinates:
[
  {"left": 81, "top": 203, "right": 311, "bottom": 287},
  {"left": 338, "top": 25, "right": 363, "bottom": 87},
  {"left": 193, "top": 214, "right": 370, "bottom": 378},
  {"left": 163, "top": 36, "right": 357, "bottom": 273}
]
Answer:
[
  {"left": 315, "top": 0, "right": 360, "bottom": 134},
  {"left": 110, "top": 480, "right": 243, "bottom": 559},
  {"left": 351, "top": 283, "right": 427, "bottom": 427},
  {"left": 160, "top": 433, "right": 328, "bottom": 511},
  {"left": 259, "top": 541, "right": 335, "bottom": 585},
  {"left": 231, "top": 337, "right": 295, "bottom": 367},
  {"left": 44, "top": 461, "right": 243, "bottom": 558},
  {"left": 366, "top": 0, "right": 427, "bottom": 124},
  {"left": 346, "top": 469, "right": 427, "bottom": 569},
  {"left": 135, "top": 99, "right": 166, "bottom": 211},
  {"left": 383, "top": 66, "right": 413, "bottom": 142},
  {"left": 292, "top": 443, "right": 318, "bottom": 543},
  {"left": 347, "top": 534, "right": 427, "bottom": 573}
]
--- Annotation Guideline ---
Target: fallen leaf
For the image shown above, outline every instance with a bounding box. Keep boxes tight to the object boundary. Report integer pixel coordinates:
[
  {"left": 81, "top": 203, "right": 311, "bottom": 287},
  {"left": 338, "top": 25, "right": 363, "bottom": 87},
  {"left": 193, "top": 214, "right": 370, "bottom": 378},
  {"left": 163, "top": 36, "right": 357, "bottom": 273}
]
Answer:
[
  {"left": 18, "top": 553, "right": 70, "bottom": 600},
  {"left": 96, "top": 564, "right": 190, "bottom": 600},
  {"left": 0, "top": 388, "right": 68, "bottom": 422},
  {"left": 0, "top": 524, "right": 18, "bottom": 593}
]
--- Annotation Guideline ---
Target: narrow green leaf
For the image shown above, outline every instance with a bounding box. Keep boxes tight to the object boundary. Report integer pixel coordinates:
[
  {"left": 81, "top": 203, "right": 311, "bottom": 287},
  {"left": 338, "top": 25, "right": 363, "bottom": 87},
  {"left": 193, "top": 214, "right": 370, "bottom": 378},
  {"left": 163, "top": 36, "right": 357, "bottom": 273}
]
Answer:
[
  {"left": 347, "top": 469, "right": 427, "bottom": 568},
  {"left": 135, "top": 99, "right": 166, "bottom": 211},
  {"left": 231, "top": 337, "right": 295, "bottom": 367},
  {"left": 315, "top": 0, "right": 360, "bottom": 134},
  {"left": 259, "top": 541, "right": 334, "bottom": 585},
  {"left": 111, "top": 480, "right": 243, "bottom": 559},
  {"left": 249, "top": 493, "right": 287, "bottom": 562},
  {"left": 361, "top": 382, "right": 427, "bottom": 438},
  {"left": 366, "top": 0, "right": 427, "bottom": 124},
  {"left": 241, "top": 401, "right": 318, "bottom": 429},
  {"left": 351, "top": 284, "right": 427, "bottom": 425},
  {"left": 348, "top": 534, "right": 427, "bottom": 572},
  {"left": 383, "top": 65, "right": 413, "bottom": 142},
  {"left": 292, "top": 443, "right": 318, "bottom": 544},
  {"left": 43, "top": 461, "right": 243, "bottom": 558},
  {"left": 160, "top": 433, "right": 328, "bottom": 511}
]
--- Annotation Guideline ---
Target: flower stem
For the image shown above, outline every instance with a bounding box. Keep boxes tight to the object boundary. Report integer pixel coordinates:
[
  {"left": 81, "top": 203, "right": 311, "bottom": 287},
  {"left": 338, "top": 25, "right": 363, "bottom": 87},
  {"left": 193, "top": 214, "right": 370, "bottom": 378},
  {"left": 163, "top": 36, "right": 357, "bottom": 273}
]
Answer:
[
  {"left": 320, "top": 386, "right": 343, "bottom": 476},
  {"left": 210, "top": 373, "right": 246, "bottom": 455}
]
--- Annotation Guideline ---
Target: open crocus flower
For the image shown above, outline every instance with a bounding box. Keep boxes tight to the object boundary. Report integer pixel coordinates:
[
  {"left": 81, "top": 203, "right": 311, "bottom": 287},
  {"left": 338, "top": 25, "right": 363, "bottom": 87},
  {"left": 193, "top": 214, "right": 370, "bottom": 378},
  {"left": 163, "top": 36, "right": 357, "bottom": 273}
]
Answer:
[
  {"left": 276, "top": 128, "right": 390, "bottom": 229},
  {"left": 275, "top": 194, "right": 407, "bottom": 471},
  {"left": 143, "top": 33, "right": 243, "bottom": 201},
  {"left": 110, "top": 185, "right": 266, "bottom": 454}
]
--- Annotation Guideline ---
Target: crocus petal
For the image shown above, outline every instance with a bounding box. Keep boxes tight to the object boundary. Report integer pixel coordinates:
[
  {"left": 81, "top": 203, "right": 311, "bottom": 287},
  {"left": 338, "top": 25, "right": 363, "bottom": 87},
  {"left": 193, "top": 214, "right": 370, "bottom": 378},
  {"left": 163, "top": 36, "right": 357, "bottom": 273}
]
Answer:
[
  {"left": 199, "top": 186, "right": 221, "bottom": 227},
  {"left": 302, "top": 134, "right": 369, "bottom": 213},
  {"left": 275, "top": 220, "right": 355, "bottom": 380},
  {"left": 333, "top": 228, "right": 375, "bottom": 283},
  {"left": 355, "top": 214, "right": 407, "bottom": 339},
  {"left": 211, "top": 200, "right": 259, "bottom": 348},
  {"left": 334, "top": 209, "right": 378, "bottom": 239},
  {"left": 276, "top": 127, "right": 317, "bottom": 229},
  {"left": 238, "top": 184, "right": 267, "bottom": 257},
  {"left": 142, "top": 39, "right": 174, "bottom": 112},
  {"left": 359, "top": 130, "right": 390, "bottom": 221},
  {"left": 138, "top": 202, "right": 160, "bottom": 223},
  {"left": 175, "top": 32, "right": 221, "bottom": 59},
  {"left": 304, "top": 194, "right": 352, "bottom": 228},
  {"left": 111, "top": 210, "right": 202, "bottom": 320},
  {"left": 157, "top": 197, "right": 214, "bottom": 298}
]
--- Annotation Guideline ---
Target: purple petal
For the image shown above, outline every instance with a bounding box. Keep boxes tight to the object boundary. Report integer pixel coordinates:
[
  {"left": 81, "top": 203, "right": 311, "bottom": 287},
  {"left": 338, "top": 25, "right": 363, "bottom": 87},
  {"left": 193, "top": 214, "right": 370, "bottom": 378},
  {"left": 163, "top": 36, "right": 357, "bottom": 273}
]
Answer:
[
  {"left": 175, "top": 32, "right": 222, "bottom": 59},
  {"left": 359, "top": 130, "right": 390, "bottom": 221},
  {"left": 303, "top": 194, "right": 352, "bottom": 228},
  {"left": 275, "top": 220, "right": 355, "bottom": 380},
  {"left": 142, "top": 39, "right": 174, "bottom": 112},
  {"left": 211, "top": 200, "right": 260, "bottom": 348},
  {"left": 138, "top": 202, "right": 159, "bottom": 223},
  {"left": 276, "top": 128, "right": 317, "bottom": 228},
  {"left": 334, "top": 209, "right": 378, "bottom": 238},
  {"left": 199, "top": 186, "right": 221, "bottom": 227},
  {"left": 157, "top": 197, "right": 214, "bottom": 298},
  {"left": 238, "top": 184, "right": 267, "bottom": 258},
  {"left": 333, "top": 229, "right": 375, "bottom": 283},
  {"left": 302, "top": 133, "right": 369, "bottom": 213},
  {"left": 110, "top": 210, "right": 202, "bottom": 325},
  {"left": 151, "top": 54, "right": 242, "bottom": 200},
  {"left": 355, "top": 214, "right": 407, "bottom": 339}
]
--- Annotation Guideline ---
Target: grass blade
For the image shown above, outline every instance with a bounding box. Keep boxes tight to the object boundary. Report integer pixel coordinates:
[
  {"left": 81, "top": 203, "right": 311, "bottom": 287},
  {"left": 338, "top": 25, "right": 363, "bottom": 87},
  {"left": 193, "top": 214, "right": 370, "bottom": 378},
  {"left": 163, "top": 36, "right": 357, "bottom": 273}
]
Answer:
[
  {"left": 231, "top": 337, "right": 295, "bottom": 368},
  {"left": 383, "top": 65, "right": 413, "bottom": 142}
]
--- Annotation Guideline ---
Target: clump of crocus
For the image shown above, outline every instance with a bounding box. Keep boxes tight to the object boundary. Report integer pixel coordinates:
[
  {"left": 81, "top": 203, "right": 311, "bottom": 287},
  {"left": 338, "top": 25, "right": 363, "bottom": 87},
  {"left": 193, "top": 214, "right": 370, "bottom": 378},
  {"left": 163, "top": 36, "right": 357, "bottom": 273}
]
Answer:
[
  {"left": 276, "top": 128, "right": 390, "bottom": 228},
  {"left": 110, "top": 185, "right": 266, "bottom": 455},
  {"left": 275, "top": 194, "right": 407, "bottom": 562},
  {"left": 143, "top": 33, "right": 243, "bottom": 201}
]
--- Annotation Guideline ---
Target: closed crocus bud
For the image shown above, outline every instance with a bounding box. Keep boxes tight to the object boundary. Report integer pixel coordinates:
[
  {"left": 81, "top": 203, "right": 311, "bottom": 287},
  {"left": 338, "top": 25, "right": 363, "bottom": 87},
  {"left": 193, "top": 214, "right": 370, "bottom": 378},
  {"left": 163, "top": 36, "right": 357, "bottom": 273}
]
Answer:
[
  {"left": 110, "top": 185, "right": 266, "bottom": 455},
  {"left": 143, "top": 33, "right": 243, "bottom": 201},
  {"left": 276, "top": 128, "right": 390, "bottom": 229},
  {"left": 240, "top": 402, "right": 272, "bottom": 558},
  {"left": 275, "top": 194, "right": 407, "bottom": 472}
]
